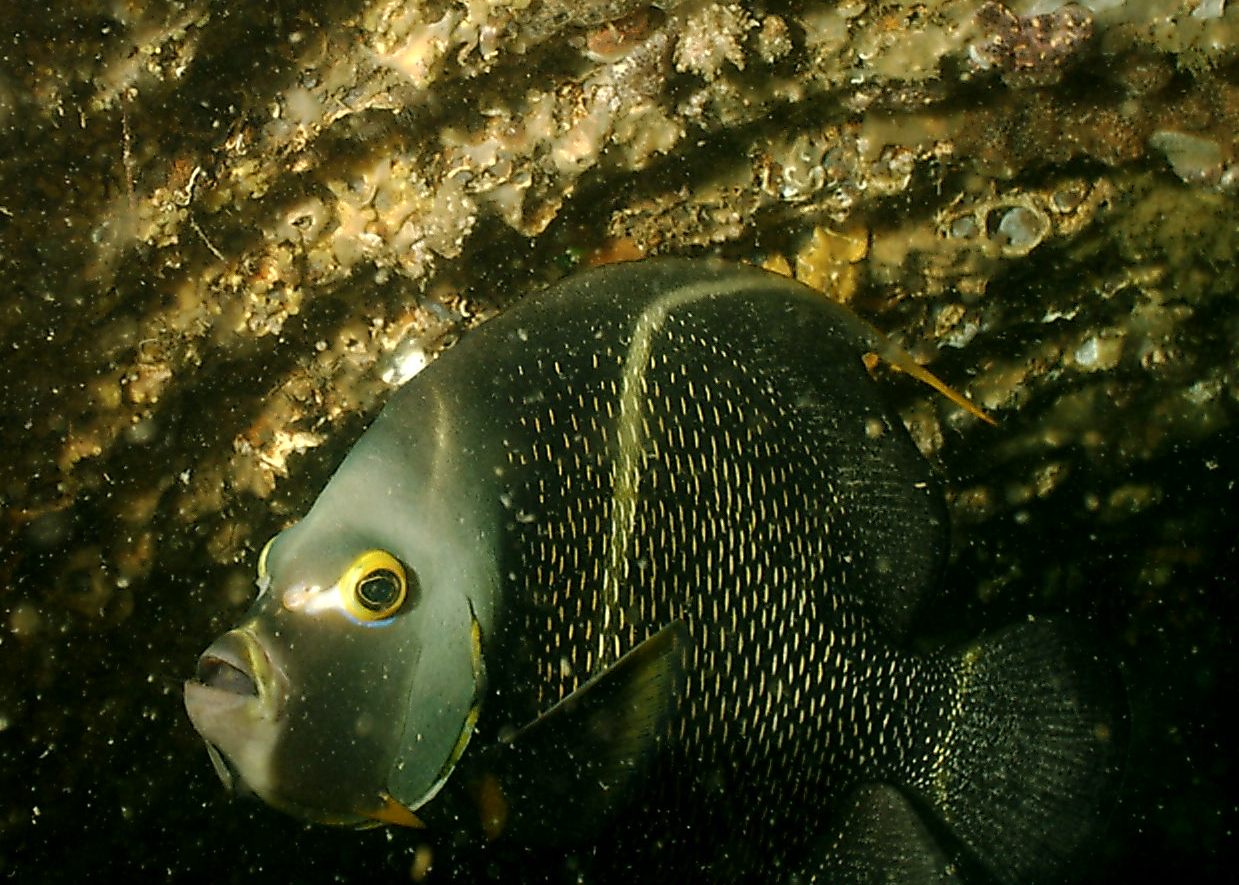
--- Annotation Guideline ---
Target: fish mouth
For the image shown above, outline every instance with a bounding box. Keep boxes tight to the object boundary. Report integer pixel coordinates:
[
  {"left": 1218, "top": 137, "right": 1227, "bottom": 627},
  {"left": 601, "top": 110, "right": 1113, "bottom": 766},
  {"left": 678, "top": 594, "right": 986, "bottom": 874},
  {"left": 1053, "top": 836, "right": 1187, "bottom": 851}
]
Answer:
[
  {"left": 184, "top": 626, "right": 285, "bottom": 794},
  {"left": 195, "top": 641, "right": 259, "bottom": 697},
  {"left": 185, "top": 627, "right": 281, "bottom": 710}
]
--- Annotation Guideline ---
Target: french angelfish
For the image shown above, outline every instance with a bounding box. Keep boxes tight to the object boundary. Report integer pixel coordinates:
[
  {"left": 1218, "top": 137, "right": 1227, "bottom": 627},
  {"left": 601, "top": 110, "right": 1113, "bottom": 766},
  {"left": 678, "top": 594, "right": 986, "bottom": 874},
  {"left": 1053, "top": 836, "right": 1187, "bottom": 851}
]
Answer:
[{"left": 184, "top": 258, "right": 1121, "bottom": 882}]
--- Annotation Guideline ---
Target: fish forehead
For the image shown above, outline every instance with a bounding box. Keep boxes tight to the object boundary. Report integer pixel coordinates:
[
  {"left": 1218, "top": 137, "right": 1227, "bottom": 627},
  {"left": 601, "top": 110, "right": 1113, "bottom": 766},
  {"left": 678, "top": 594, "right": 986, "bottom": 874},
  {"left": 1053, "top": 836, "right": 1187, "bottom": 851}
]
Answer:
[{"left": 465, "top": 260, "right": 945, "bottom": 749}]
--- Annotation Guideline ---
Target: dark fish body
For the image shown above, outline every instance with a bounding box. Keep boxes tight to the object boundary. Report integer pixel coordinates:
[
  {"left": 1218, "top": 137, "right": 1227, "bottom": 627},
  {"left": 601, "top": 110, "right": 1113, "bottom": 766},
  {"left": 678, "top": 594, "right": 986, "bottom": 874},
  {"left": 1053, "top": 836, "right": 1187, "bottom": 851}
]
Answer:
[{"left": 184, "top": 259, "right": 1121, "bottom": 883}]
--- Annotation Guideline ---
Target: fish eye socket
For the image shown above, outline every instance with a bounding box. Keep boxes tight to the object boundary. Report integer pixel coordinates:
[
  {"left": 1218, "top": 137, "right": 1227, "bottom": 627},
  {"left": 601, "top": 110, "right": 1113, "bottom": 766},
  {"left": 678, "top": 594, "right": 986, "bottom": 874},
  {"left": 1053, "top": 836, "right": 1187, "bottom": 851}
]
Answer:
[{"left": 340, "top": 550, "right": 408, "bottom": 621}]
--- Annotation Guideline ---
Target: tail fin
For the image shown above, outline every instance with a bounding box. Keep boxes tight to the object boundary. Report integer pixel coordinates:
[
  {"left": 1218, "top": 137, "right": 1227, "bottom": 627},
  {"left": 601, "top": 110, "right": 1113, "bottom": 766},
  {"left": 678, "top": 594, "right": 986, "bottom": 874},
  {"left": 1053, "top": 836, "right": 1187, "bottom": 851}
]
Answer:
[{"left": 906, "top": 619, "right": 1125, "bottom": 884}]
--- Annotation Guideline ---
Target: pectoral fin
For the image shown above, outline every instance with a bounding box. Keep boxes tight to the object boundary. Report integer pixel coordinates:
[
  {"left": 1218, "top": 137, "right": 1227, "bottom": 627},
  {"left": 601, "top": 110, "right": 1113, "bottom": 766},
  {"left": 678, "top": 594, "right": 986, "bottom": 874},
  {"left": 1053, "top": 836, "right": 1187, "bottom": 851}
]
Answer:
[{"left": 472, "top": 621, "right": 688, "bottom": 843}]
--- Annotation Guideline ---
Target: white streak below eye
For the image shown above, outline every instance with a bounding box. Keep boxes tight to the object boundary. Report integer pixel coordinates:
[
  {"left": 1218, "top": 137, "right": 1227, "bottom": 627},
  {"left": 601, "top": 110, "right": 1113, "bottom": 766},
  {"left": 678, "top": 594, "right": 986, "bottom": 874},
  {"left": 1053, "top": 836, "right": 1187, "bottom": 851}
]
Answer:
[
  {"left": 282, "top": 585, "right": 337, "bottom": 616},
  {"left": 256, "top": 575, "right": 272, "bottom": 598}
]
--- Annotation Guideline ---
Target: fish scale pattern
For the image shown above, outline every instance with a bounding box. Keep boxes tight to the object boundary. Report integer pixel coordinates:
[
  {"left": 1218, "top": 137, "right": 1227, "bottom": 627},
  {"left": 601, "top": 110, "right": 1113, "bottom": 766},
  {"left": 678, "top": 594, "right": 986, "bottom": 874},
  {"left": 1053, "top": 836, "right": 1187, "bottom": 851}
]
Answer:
[{"left": 499, "top": 300, "right": 938, "bottom": 874}]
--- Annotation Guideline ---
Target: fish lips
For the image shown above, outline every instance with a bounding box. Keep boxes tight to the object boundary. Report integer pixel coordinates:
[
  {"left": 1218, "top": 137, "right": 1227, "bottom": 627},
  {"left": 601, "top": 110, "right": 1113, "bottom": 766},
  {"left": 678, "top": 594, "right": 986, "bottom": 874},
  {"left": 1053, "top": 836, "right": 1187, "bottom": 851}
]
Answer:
[{"left": 184, "top": 627, "right": 287, "bottom": 796}]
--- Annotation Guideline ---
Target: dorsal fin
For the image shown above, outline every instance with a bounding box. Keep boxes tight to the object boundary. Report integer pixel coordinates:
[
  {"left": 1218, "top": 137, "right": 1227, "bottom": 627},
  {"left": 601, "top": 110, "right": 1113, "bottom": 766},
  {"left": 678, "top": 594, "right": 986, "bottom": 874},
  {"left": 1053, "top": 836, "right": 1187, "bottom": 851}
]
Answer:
[
  {"left": 757, "top": 255, "right": 996, "bottom": 425},
  {"left": 866, "top": 339, "right": 997, "bottom": 426}
]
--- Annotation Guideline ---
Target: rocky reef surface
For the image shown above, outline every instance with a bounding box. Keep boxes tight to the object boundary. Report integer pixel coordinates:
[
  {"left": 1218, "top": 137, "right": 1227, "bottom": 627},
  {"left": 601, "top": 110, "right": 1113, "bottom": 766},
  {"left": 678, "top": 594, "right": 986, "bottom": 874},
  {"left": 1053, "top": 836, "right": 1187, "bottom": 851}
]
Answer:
[{"left": 0, "top": 0, "right": 1235, "bottom": 880}]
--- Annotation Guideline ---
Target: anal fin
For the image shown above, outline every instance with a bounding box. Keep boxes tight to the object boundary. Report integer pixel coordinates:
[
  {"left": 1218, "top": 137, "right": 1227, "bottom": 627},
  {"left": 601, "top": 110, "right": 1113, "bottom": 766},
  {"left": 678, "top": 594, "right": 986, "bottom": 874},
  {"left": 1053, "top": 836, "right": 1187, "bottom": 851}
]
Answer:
[{"left": 799, "top": 783, "right": 962, "bottom": 885}]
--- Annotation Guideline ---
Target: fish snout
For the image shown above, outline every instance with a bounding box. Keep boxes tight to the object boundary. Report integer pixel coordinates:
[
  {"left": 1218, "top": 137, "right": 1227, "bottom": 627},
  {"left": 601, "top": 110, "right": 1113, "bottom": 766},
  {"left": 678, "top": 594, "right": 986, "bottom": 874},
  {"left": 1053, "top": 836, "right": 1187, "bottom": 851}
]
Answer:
[{"left": 185, "top": 627, "right": 283, "bottom": 715}]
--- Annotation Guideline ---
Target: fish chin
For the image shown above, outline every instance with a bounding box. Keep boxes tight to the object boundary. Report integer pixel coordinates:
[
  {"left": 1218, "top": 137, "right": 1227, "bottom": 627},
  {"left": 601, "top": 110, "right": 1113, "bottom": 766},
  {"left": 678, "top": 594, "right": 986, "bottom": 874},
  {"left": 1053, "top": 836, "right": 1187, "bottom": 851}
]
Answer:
[
  {"left": 184, "top": 678, "right": 283, "bottom": 802},
  {"left": 185, "top": 622, "right": 421, "bottom": 828},
  {"left": 203, "top": 741, "right": 236, "bottom": 793}
]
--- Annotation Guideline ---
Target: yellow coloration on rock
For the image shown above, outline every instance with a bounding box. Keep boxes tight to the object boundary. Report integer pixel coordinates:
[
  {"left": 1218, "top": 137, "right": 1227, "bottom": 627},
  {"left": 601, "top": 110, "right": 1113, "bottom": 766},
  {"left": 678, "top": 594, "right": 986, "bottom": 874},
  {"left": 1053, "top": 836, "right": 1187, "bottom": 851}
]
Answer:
[{"left": 794, "top": 224, "right": 869, "bottom": 305}]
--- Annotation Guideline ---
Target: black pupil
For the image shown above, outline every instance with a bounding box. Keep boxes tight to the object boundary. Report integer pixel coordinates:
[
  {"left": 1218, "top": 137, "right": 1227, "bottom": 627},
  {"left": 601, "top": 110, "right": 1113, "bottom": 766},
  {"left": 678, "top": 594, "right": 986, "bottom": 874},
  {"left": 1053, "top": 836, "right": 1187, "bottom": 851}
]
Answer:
[{"left": 357, "top": 569, "right": 401, "bottom": 612}]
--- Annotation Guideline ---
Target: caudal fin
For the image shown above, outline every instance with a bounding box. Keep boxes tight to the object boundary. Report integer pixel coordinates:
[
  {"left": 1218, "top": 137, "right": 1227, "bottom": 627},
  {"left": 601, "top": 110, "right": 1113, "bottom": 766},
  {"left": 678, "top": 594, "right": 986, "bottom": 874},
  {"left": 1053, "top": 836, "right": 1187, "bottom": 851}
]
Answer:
[{"left": 905, "top": 619, "right": 1124, "bottom": 884}]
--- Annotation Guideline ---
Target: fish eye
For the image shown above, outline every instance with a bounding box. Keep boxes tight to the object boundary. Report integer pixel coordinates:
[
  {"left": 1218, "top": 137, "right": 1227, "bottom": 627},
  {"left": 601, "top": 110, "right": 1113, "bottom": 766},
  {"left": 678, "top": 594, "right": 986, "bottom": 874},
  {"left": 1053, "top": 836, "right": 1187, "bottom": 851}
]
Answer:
[
  {"left": 340, "top": 550, "right": 409, "bottom": 622},
  {"left": 357, "top": 569, "right": 402, "bottom": 612}
]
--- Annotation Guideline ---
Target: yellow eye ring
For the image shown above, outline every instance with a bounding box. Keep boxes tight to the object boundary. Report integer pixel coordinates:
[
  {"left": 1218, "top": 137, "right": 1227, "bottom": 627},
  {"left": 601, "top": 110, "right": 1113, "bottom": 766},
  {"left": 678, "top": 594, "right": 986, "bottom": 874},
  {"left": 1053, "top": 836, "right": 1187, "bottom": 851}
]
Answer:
[
  {"left": 257, "top": 535, "right": 277, "bottom": 580},
  {"left": 339, "top": 550, "right": 408, "bottom": 622}
]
